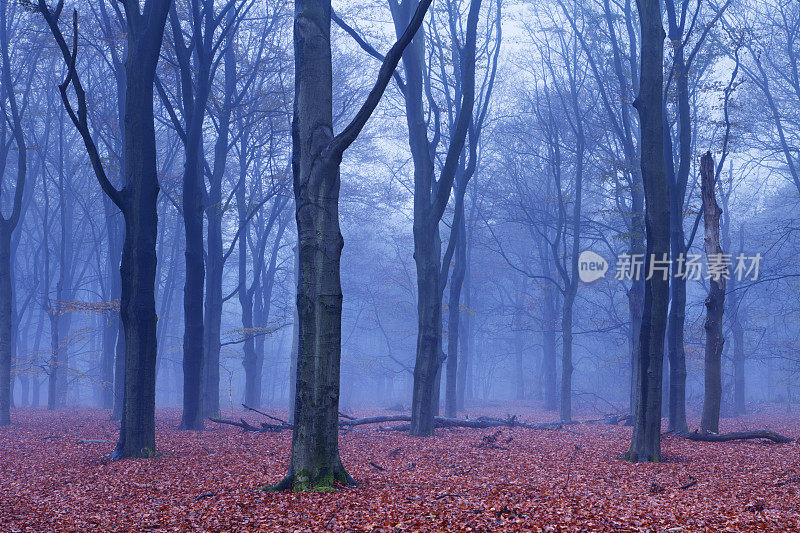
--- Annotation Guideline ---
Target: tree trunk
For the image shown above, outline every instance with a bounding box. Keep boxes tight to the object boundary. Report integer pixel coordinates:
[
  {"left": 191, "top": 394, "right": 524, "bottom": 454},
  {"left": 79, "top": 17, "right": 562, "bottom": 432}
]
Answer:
[
  {"left": 396, "top": 0, "right": 480, "bottom": 436},
  {"left": 202, "top": 226, "right": 221, "bottom": 418},
  {"left": 700, "top": 151, "right": 725, "bottom": 434},
  {"left": 238, "top": 169, "right": 259, "bottom": 407},
  {"left": 101, "top": 202, "right": 121, "bottom": 409},
  {"left": 731, "top": 292, "right": 745, "bottom": 415},
  {"left": 445, "top": 214, "right": 466, "bottom": 417},
  {"left": 278, "top": 0, "right": 352, "bottom": 488},
  {"left": 541, "top": 257, "right": 559, "bottom": 412},
  {"left": 112, "top": 15, "right": 170, "bottom": 456},
  {"left": 288, "top": 245, "right": 299, "bottom": 422},
  {"left": 276, "top": 0, "right": 431, "bottom": 489},
  {"left": 0, "top": 226, "right": 11, "bottom": 425},
  {"left": 627, "top": 196, "right": 645, "bottom": 416},
  {"left": 666, "top": 214, "right": 688, "bottom": 433},
  {"left": 0, "top": 0, "right": 26, "bottom": 423},
  {"left": 627, "top": 0, "right": 669, "bottom": 463},
  {"left": 456, "top": 257, "right": 471, "bottom": 411},
  {"left": 411, "top": 223, "right": 442, "bottom": 435},
  {"left": 663, "top": 0, "right": 693, "bottom": 435},
  {"left": 560, "top": 299, "right": 574, "bottom": 421},
  {"left": 201, "top": 15, "right": 236, "bottom": 417},
  {"left": 180, "top": 104, "right": 207, "bottom": 430}
]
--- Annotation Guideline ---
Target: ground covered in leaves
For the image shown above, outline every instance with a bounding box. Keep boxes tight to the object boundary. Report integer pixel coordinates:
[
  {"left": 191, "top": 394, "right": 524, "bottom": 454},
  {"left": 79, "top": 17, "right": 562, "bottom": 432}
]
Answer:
[{"left": 1, "top": 408, "right": 799, "bottom": 531}]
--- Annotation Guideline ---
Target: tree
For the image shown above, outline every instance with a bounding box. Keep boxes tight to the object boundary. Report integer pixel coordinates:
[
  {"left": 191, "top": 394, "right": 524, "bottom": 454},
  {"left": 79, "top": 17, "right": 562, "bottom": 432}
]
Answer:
[
  {"left": 626, "top": 0, "right": 670, "bottom": 463},
  {"left": 0, "top": 0, "right": 29, "bottom": 426},
  {"left": 662, "top": 0, "right": 730, "bottom": 433},
  {"left": 441, "top": 0, "right": 501, "bottom": 419},
  {"left": 36, "top": 0, "right": 172, "bottom": 458},
  {"left": 700, "top": 151, "right": 725, "bottom": 433},
  {"left": 273, "top": 0, "right": 433, "bottom": 490},
  {"left": 385, "top": 0, "right": 481, "bottom": 436}
]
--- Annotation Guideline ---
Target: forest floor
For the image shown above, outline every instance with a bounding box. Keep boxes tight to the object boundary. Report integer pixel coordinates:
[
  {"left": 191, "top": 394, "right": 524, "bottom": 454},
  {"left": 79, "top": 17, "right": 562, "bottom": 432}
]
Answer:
[{"left": 1, "top": 407, "right": 799, "bottom": 531}]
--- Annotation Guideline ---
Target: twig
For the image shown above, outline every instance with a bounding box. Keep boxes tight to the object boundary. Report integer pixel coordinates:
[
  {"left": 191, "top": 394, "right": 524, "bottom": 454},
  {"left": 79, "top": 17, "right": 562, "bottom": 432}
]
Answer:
[{"left": 564, "top": 445, "right": 582, "bottom": 490}]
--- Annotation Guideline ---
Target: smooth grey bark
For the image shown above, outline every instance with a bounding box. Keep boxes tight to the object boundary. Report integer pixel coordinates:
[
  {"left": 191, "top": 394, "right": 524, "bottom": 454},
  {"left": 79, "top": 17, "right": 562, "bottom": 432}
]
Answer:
[
  {"left": 700, "top": 151, "right": 725, "bottom": 434},
  {"left": 626, "top": 0, "right": 669, "bottom": 463},
  {"left": 274, "top": 0, "right": 432, "bottom": 490}
]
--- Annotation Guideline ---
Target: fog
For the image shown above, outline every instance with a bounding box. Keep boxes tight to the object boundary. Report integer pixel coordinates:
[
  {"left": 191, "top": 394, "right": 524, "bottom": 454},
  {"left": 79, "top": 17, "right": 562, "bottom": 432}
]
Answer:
[{"left": 1, "top": 0, "right": 798, "bottom": 470}]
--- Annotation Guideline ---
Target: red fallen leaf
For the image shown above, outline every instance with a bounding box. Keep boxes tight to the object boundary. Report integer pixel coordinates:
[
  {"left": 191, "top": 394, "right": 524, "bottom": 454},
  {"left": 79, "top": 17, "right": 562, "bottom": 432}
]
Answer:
[{"left": 0, "top": 408, "right": 798, "bottom": 531}]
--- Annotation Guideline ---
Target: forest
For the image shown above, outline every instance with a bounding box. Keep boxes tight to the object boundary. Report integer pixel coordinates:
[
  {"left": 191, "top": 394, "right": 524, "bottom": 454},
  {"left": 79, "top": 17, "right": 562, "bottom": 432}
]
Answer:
[{"left": 1, "top": 0, "right": 799, "bottom": 530}]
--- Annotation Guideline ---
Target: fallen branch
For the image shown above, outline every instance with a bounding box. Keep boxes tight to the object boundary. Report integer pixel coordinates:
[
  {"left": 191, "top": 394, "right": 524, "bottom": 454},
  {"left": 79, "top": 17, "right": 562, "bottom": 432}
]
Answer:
[
  {"left": 208, "top": 417, "right": 287, "bottom": 433},
  {"left": 242, "top": 404, "right": 291, "bottom": 426},
  {"left": 678, "top": 429, "right": 793, "bottom": 444},
  {"left": 209, "top": 413, "right": 567, "bottom": 433}
]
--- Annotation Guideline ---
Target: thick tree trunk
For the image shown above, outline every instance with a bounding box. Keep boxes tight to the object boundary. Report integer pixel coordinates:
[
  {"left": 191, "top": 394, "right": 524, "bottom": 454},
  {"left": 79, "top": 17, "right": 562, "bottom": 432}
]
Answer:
[
  {"left": 180, "top": 102, "right": 207, "bottom": 429},
  {"left": 700, "top": 152, "right": 725, "bottom": 434},
  {"left": 276, "top": 0, "right": 351, "bottom": 490},
  {"left": 399, "top": 0, "right": 480, "bottom": 436},
  {"left": 112, "top": 34, "right": 168, "bottom": 458},
  {"left": 411, "top": 224, "right": 442, "bottom": 435},
  {"left": 276, "top": 0, "right": 431, "bottom": 488},
  {"left": 627, "top": 0, "right": 669, "bottom": 463}
]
